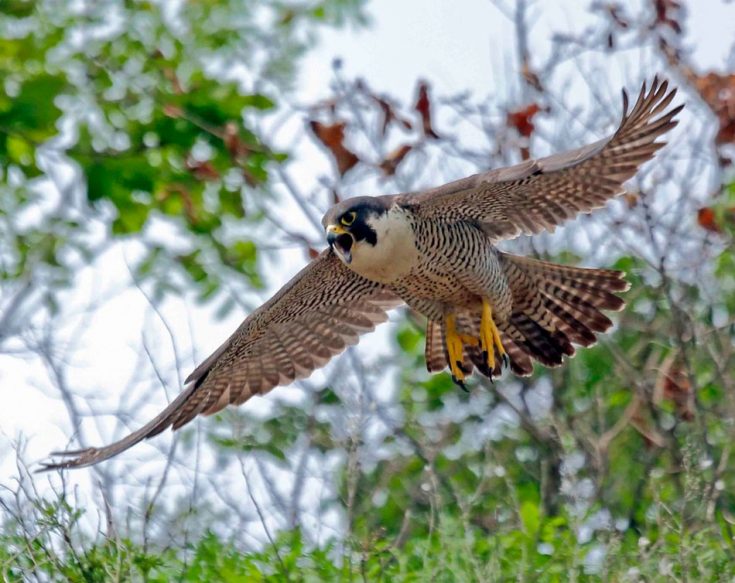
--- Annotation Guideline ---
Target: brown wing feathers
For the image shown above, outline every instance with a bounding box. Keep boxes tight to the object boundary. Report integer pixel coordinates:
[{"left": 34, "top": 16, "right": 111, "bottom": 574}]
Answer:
[
  {"left": 42, "top": 251, "right": 401, "bottom": 470},
  {"left": 403, "top": 77, "right": 682, "bottom": 242}
]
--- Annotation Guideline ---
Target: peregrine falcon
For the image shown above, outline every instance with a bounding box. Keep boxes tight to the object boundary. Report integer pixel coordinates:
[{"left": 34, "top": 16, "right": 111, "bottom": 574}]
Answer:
[{"left": 44, "top": 78, "right": 681, "bottom": 469}]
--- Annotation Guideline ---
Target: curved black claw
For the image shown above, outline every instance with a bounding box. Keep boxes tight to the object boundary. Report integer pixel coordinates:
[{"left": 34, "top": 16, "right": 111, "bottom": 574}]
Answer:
[
  {"left": 502, "top": 353, "right": 510, "bottom": 369},
  {"left": 456, "top": 360, "right": 469, "bottom": 375},
  {"left": 451, "top": 375, "right": 469, "bottom": 392}
]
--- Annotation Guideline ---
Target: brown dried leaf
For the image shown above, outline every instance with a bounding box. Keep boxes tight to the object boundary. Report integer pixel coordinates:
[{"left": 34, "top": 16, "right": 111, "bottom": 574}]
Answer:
[
  {"left": 623, "top": 191, "right": 640, "bottom": 209},
  {"left": 373, "top": 95, "right": 412, "bottom": 136},
  {"left": 652, "top": 0, "right": 682, "bottom": 34},
  {"left": 654, "top": 352, "right": 695, "bottom": 421},
  {"left": 185, "top": 157, "right": 220, "bottom": 181},
  {"left": 630, "top": 405, "right": 667, "bottom": 449},
  {"left": 607, "top": 3, "right": 629, "bottom": 28},
  {"left": 309, "top": 120, "right": 359, "bottom": 176},
  {"left": 224, "top": 121, "right": 251, "bottom": 160},
  {"left": 694, "top": 72, "right": 735, "bottom": 145},
  {"left": 379, "top": 144, "right": 413, "bottom": 176},
  {"left": 521, "top": 59, "right": 543, "bottom": 92},
  {"left": 414, "top": 81, "right": 440, "bottom": 139},
  {"left": 697, "top": 207, "right": 721, "bottom": 233}
]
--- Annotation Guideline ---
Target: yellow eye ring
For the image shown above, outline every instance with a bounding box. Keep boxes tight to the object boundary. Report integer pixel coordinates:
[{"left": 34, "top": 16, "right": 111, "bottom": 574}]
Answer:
[{"left": 340, "top": 211, "right": 357, "bottom": 226}]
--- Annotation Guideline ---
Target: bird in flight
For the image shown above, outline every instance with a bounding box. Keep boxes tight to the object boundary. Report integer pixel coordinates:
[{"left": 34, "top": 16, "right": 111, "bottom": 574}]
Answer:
[{"left": 43, "top": 78, "right": 681, "bottom": 469}]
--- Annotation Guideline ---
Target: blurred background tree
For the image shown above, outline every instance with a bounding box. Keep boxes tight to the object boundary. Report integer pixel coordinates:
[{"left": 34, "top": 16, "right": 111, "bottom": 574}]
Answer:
[{"left": 2, "top": 0, "right": 735, "bottom": 580}]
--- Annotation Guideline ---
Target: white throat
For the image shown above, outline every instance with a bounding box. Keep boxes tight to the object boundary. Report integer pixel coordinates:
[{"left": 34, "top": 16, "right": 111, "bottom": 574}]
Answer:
[{"left": 347, "top": 205, "right": 418, "bottom": 284}]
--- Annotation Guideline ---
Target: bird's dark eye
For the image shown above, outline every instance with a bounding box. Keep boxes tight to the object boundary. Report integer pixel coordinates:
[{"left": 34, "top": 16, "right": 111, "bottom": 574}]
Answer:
[{"left": 340, "top": 211, "right": 357, "bottom": 226}]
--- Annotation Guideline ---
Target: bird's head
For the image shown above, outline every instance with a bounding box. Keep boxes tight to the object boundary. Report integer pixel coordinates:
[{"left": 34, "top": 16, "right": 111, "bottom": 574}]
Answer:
[{"left": 322, "top": 196, "right": 391, "bottom": 265}]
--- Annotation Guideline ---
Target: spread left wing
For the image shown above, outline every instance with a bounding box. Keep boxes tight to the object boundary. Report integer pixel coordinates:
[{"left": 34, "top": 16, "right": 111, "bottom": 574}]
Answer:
[
  {"left": 398, "top": 77, "right": 682, "bottom": 241},
  {"left": 42, "top": 250, "right": 401, "bottom": 470}
]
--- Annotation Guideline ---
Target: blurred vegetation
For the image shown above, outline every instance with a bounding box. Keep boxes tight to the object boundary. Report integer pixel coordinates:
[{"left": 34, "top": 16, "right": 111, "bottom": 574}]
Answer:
[
  {"left": 0, "top": 0, "right": 368, "bottom": 317},
  {"left": 3, "top": 0, "right": 735, "bottom": 581}
]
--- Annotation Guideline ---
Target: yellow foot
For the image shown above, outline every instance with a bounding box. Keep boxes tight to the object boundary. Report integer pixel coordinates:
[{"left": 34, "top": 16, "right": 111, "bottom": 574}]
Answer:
[
  {"left": 445, "top": 313, "right": 468, "bottom": 389},
  {"left": 458, "top": 334, "right": 479, "bottom": 347},
  {"left": 480, "top": 299, "right": 508, "bottom": 373}
]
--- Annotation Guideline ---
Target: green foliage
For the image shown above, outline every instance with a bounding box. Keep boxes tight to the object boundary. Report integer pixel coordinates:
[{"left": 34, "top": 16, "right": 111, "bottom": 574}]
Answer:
[
  {"left": 0, "top": 0, "right": 367, "bottom": 312},
  {"left": 4, "top": 491, "right": 734, "bottom": 581},
  {"left": 1, "top": 512, "right": 334, "bottom": 582}
]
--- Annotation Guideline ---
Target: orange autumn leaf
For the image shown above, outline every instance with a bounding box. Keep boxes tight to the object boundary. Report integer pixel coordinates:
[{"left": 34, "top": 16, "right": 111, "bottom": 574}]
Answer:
[
  {"left": 507, "top": 103, "right": 541, "bottom": 138},
  {"left": 697, "top": 207, "right": 721, "bottom": 233},
  {"left": 309, "top": 120, "right": 359, "bottom": 176},
  {"left": 379, "top": 144, "right": 413, "bottom": 176}
]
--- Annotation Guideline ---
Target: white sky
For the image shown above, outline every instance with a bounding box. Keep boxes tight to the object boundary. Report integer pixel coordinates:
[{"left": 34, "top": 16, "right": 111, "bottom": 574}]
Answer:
[{"left": 1, "top": 0, "right": 734, "bottom": 536}]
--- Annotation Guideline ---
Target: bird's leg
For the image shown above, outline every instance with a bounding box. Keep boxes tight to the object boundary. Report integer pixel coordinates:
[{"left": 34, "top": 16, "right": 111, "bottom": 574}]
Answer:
[
  {"left": 480, "top": 299, "right": 508, "bottom": 372},
  {"left": 445, "top": 312, "right": 468, "bottom": 387}
]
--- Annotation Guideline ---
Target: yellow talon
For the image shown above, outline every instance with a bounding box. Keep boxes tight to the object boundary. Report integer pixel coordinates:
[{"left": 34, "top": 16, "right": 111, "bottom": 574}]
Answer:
[
  {"left": 480, "top": 299, "right": 507, "bottom": 373},
  {"left": 445, "top": 313, "right": 466, "bottom": 384}
]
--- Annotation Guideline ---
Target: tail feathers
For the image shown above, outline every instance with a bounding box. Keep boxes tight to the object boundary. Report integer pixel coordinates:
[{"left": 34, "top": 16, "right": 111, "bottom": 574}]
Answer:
[
  {"left": 500, "top": 252, "right": 628, "bottom": 371},
  {"left": 423, "top": 254, "right": 628, "bottom": 381},
  {"left": 425, "top": 319, "right": 448, "bottom": 373},
  {"left": 505, "top": 313, "right": 574, "bottom": 368}
]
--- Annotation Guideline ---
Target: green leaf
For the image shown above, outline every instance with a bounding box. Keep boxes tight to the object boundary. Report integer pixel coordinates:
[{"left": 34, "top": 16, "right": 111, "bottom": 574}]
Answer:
[
  {"left": 397, "top": 324, "right": 422, "bottom": 353},
  {"left": 85, "top": 156, "right": 155, "bottom": 205},
  {"left": 0, "top": 74, "right": 65, "bottom": 139},
  {"left": 111, "top": 201, "right": 150, "bottom": 235},
  {"left": 520, "top": 500, "right": 540, "bottom": 538},
  {"left": 242, "top": 93, "right": 276, "bottom": 110}
]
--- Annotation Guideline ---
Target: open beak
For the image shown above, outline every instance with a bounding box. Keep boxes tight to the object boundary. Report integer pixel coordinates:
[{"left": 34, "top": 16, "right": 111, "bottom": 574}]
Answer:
[{"left": 326, "top": 224, "right": 354, "bottom": 264}]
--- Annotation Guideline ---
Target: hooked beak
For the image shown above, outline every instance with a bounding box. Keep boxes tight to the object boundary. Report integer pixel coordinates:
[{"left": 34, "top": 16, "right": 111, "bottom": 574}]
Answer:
[{"left": 326, "top": 224, "right": 354, "bottom": 264}]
